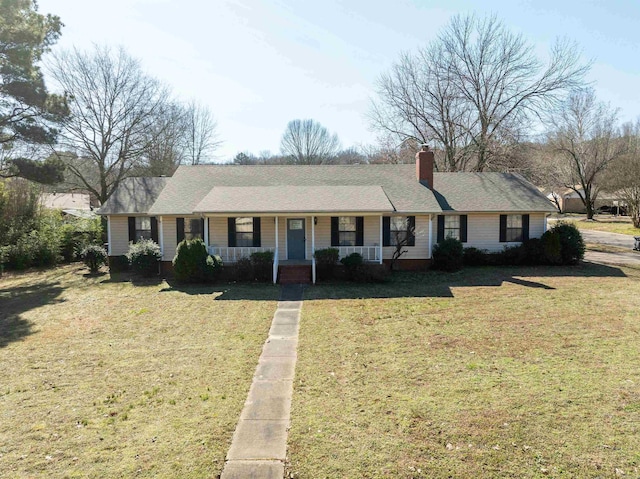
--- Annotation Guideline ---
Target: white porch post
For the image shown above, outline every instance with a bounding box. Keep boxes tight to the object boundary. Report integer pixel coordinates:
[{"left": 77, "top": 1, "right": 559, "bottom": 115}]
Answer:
[
  {"left": 204, "top": 216, "right": 209, "bottom": 246},
  {"left": 311, "top": 216, "right": 316, "bottom": 283},
  {"left": 544, "top": 214, "right": 548, "bottom": 232},
  {"left": 428, "top": 214, "right": 433, "bottom": 259},
  {"left": 379, "top": 215, "right": 383, "bottom": 264},
  {"left": 107, "top": 216, "right": 112, "bottom": 255},
  {"left": 158, "top": 216, "right": 164, "bottom": 259},
  {"left": 275, "top": 216, "right": 279, "bottom": 259}
]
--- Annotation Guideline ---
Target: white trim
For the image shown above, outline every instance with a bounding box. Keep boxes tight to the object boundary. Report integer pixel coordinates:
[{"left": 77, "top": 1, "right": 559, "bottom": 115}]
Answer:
[
  {"left": 275, "top": 216, "right": 279, "bottom": 261},
  {"left": 428, "top": 214, "right": 433, "bottom": 259},
  {"left": 158, "top": 216, "right": 164, "bottom": 259},
  {"left": 204, "top": 216, "right": 209, "bottom": 246},
  {"left": 311, "top": 216, "right": 315, "bottom": 258},
  {"left": 379, "top": 215, "right": 383, "bottom": 264},
  {"left": 107, "top": 216, "right": 112, "bottom": 255}
]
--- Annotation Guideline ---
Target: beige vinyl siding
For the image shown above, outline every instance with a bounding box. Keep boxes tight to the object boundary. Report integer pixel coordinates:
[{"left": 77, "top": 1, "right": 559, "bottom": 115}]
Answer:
[
  {"left": 440, "top": 212, "right": 546, "bottom": 253},
  {"left": 109, "top": 216, "right": 130, "bottom": 256},
  {"left": 382, "top": 215, "right": 431, "bottom": 260}
]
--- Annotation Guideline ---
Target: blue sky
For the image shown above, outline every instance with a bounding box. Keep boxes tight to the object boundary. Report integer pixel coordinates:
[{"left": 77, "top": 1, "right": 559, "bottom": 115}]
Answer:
[{"left": 39, "top": 0, "right": 640, "bottom": 161}]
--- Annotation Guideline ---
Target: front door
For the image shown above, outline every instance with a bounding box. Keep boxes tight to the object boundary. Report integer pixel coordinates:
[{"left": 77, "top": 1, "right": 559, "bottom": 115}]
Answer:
[{"left": 287, "top": 218, "right": 306, "bottom": 260}]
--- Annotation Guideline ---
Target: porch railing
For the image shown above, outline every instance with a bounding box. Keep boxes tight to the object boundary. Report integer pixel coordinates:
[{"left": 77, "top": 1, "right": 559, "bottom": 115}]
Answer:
[
  {"left": 337, "top": 246, "right": 381, "bottom": 262},
  {"left": 207, "top": 246, "right": 274, "bottom": 263}
]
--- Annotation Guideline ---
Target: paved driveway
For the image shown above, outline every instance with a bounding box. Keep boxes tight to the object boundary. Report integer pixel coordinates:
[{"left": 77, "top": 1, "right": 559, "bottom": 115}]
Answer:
[
  {"left": 580, "top": 229, "right": 637, "bottom": 249},
  {"left": 577, "top": 229, "right": 640, "bottom": 267}
]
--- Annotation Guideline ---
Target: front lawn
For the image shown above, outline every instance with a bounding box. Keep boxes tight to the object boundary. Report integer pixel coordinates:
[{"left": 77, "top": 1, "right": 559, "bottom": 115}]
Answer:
[
  {"left": 0, "top": 265, "right": 279, "bottom": 478},
  {"left": 288, "top": 264, "right": 640, "bottom": 478}
]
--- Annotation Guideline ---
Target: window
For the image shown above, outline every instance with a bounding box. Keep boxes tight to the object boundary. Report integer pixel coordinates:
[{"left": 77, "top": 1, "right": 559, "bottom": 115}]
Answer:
[
  {"left": 338, "top": 216, "right": 357, "bottom": 246},
  {"left": 135, "top": 217, "right": 152, "bottom": 241},
  {"left": 390, "top": 216, "right": 409, "bottom": 244},
  {"left": 506, "top": 214, "right": 523, "bottom": 242},
  {"left": 444, "top": 215, "right": 460, "bottom": 240},
  {"left": 235, "top": 217, "right": 254, "bottom": 247},
  {"left": 184, "top": 218, "right": 203, "bottom": 240}
]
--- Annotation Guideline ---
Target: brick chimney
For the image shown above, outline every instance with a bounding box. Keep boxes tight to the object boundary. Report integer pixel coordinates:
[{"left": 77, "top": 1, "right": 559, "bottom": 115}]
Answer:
[{"left": 416, "top": 144, "right": 434, "bottom": 189}]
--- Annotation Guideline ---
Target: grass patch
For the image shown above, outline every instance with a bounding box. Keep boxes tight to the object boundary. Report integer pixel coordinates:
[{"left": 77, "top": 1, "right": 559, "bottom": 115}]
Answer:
[
  {"left": 0, "top": 264, "right": 279, "bottom": 478},
  {"left": 555, "top": 216, "right": 640, "bottom": 236},
  {"left": 585, "top": 243, "right": 631, "bottom": 254},
  {"left": 288, "top": 265, "right": 640, "bottom": 478}
]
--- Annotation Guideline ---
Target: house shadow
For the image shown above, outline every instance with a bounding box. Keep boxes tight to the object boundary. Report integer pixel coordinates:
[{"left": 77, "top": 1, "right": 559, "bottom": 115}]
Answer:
[
  {"left": 193, "top": 262, "right": 628, "bottom": 301},
  {"left": 0, "top": 281, "right": 65, "bottom": 348}
]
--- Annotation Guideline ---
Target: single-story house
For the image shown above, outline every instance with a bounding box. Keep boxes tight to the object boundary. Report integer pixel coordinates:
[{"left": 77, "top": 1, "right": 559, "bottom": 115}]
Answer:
[
  {"left": 41, "top": 192, "right": 95, "bottom": 217},
  {"left": 98, "top": 147, "right": 556, "bottom": 283}
]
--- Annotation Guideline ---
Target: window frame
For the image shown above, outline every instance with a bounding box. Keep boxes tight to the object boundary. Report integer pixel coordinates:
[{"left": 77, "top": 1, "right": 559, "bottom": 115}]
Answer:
[
  {"left": 506, "top": 214, "right": 523, "bottom": 242},
  {"left": 390, "top": 216, "right": 410, "bottom": 244},
  {"left": 134, "top": 216, "right": 152, "bottom": 241},
  {"left": 338, "top": 216, "right": 357, "bottom": 246},
  {"left": 184, "top": 218, "right": 203, "bottom": 241},
  {"left": 443, "top": 215, "right": 461, "bottom": 241},
  {"left": 234, "top": 217, "right": 254, "bottom": 247}
]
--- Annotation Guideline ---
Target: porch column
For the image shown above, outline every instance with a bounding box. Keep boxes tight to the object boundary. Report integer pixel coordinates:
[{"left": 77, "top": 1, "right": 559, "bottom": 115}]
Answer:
[
  {"left": 107, "top": 216, "right": 112, "bottom": 255},
  {"left": 428, "top": 214, "right": 433, "bottom": 259},
  {"left": 158, "top": 216, "right": 164, "bottom": 259},
  {"left": 275, "top": 216, "right": 279, "bottom": 259},
  {"left": 311, "top": 216, "right": 316, "bottom": 284},
  {"left": 204, "top": 216, "right": 209, "bottom": 246},
  {"left": 379, "top": 215, "right": 383, "bottom": 264}
]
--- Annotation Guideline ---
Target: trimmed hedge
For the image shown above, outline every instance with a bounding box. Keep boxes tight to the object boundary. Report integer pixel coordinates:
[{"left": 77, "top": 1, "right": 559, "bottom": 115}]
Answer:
[
  {"left": 82, "top": 244, "right": 108, "bottom": 273},
  {"left": 127, "top": 239, "right": 163, "bottom": 277},
  {"left": 432, "top": 237, "right": 464, "bottom": 272},
  {"left": 172, "top": 238, "right": 221, "bottom": 283}
]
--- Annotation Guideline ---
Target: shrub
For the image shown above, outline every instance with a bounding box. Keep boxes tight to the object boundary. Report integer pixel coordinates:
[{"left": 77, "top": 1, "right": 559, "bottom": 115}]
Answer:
[
  {"left": 432, "top": 238, "right": 464, "bottom": 272},
  {"left": 314, "top": 247, "right": 339, "bottom": 281},
  {"left": 250, "top": 251, "right": 274, "bottom": 282},
  {"left": 82, "top": 244, "right": 108, "bottom": 273},
  {"left": 4, "top": 228, "right": 61, "bottom": 270},
  {"left": 128, "top": 239, "right": 162, "bottom": 277},
  {"left": 340, "top": 252, "right": 364, "bottom": 281},
  {"left": 109, "top": 255, "right": 129, "bottom": 273},
  {"left": 172, "top": 238, "right": 215, "bottom": 282},
  {"left": 463, "top": 247, "right": 489, "bottom": 266},
  {"left": 551, "top": 222, "right": 585, "bottom": 265},
  {"left": 354, "top": 263, "right": 388, "bottom": 283},
  {"left": 540, "top": 230, "right": 562, "bottom": 265},
  {"left": 60, "top": 216, "right": 103, "bottom": 262}
]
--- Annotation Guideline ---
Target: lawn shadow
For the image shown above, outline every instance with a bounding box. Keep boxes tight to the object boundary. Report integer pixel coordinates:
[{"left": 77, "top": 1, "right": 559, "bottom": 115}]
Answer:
[
  {"left": 0, "top": 281, "right": 65, "bottom": 348},
  {"left": 160, "top": 279, "right": 281, "bottom": 301},
  {"left": 302, "top": 262, "right": 629, "bottom": 300}
]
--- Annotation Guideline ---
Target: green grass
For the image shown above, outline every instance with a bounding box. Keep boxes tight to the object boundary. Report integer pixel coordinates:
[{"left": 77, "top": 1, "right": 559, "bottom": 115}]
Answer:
[
  {"left": 0, "top": 264, "right": 279, "bottom": 478},
  {"left": 554, "top": 216, "right": 640, "bottom": 236},
  {"left": 287, "top": 265, "right": 640, "bottom": 478}
]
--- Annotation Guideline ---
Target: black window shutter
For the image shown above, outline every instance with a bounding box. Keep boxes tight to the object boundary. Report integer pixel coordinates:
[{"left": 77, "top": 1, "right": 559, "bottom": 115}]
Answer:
[
  {"left": 151, "top": 217, "right": 158, "bottom": 243},
  {"left": 437, "top": 215, "right": 445, "bottom": 243},
  {"left": 522, "top": 214, "right": 530, "bottom": 241},
  {"left": 253, "top": 217, "right": 261, "bottom": 247},
  {"left": 228, "top": 217, "right": 236, "bottom": 247},
  {"left": 128, "top": 217, "right": 136, "bottom": 242},
  {"left": 382, "top": 217, "right": 391, "bottom": 246},
  {"left": 176, "top": 218, "right": 185, "bottom": 244},
  {"left": 200, "top": 218, "right": 205, "bottom": 241},
  {"left": 499, "top": 215, "right": 507, "bottom": 242},
  {"left": 407, "top": 216, "right": 416, "bottom": 246},
  {"left": 460, "top": 215, "right": 468, "bottom": 243},
  {"left": 356, "top": 217, "right": 364, "bottom": 246},
  {"left": 330, "top": 217, "right": 339, "bottom": 246}
]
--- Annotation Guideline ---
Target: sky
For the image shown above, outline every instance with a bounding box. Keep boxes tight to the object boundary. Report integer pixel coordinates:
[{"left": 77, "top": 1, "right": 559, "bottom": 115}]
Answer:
[{"left": 38, "top": 0, "right": 640, "bottom": 162}]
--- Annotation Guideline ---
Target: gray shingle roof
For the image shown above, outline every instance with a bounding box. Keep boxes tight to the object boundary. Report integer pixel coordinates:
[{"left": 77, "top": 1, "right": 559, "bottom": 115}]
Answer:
[
  {"left": 97, "top": 177, "right": 168, "bottom": 215},
  {"left": 148, "top": 164, "right": 442, "bottom": 215},
  {"left": 193, "top": 186, "right": 394, "bottom": 213},
  {"left": 100, "top": 166, "right": 555, "bottom": 216},
  {"left": 432, "top": 172, "right": 556, "bottom": 213}
]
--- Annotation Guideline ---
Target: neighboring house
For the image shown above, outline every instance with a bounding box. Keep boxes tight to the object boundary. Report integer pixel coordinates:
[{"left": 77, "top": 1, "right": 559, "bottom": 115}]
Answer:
[
  {"left": 544, "top": 187, "right": 626, "bottom": 214},
  {"left": 98, "top": 147, "right": 555, "bottom": 283},
  {"left": 41, "top": 192, "right": 94, "bottom": 217}
]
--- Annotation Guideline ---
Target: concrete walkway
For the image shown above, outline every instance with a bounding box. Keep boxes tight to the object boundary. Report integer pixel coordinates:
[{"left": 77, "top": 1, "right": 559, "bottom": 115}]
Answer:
[{"left": 221, "top": 285, "right": 303, "bottom": 479}]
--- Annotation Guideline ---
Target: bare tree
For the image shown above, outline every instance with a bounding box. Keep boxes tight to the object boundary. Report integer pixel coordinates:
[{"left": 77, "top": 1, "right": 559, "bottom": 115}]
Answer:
[
  {"left": 48, "top": 45, "right": 169, "bottom": 203},
  {"left": 183, "top": 100, "right": 221, "bottom": 165},
  {"left": 140, "top": 102, "right": 187, "bottom": 176},
  {"left": 280, "top": 119, "right": 340, "bottom": 164},
  {"left": 548, "top": 88, "right": 625, "bottom": 219},
  {"left": 371, "top": 13, "right": 589, "bottom": 172},
  {"left": 604, "top": 121, "right": 640, "bottom": 228},
  {"left": 389, "top": 218, "right": 416, "bottom": 270}
]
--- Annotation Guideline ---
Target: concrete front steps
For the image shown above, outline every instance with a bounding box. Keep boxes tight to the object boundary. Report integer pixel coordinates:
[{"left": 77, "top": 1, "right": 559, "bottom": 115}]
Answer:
[{"left": 278, "top": 265, "right": 311, "bottom": 284}]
